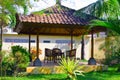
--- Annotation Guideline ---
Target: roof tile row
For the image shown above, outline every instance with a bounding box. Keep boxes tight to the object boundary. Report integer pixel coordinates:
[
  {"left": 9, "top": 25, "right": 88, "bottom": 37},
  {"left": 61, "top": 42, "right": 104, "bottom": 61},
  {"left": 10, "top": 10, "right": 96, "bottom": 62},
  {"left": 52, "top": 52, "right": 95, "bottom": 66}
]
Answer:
[{"left": 17, "top": 5, "right": 95, "bottom": 25}]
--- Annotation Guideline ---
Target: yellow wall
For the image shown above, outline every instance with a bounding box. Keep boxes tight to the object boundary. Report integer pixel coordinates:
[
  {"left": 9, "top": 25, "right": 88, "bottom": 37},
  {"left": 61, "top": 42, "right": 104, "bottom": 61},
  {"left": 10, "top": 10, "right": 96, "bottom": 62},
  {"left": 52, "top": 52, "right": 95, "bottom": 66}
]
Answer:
[{"left": 94, "top": 38, "right": 106, "bottom": 60}]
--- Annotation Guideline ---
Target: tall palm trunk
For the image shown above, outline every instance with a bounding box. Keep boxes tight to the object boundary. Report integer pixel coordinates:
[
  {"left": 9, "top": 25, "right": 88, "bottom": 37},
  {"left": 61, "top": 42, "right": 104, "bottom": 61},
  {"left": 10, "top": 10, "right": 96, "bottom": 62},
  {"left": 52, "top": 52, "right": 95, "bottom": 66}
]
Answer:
[
  {"left": 0, "top": 26, "right": 2, "bottom": 51},
  {"left": 0, "top": 26, "right": 2, "bottom": 79},
  {"left": 0, "top": 25, "right": 3, "bottom": 78}
]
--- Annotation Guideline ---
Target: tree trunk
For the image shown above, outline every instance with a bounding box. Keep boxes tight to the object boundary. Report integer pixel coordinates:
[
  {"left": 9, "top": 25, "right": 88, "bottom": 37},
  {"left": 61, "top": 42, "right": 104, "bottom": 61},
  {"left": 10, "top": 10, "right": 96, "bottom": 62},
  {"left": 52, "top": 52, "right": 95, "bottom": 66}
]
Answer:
[{"left": 0, "top": 26, "right": 2, "bottom": 51}]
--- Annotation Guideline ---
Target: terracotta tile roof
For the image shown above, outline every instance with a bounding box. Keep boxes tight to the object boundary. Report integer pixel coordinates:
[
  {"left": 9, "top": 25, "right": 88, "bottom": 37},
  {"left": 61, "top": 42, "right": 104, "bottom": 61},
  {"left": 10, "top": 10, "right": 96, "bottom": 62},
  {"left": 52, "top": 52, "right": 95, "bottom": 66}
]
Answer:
[
  {"left": 16, "top": 5, "right": 96, "bottom": 25},
  {"left": 14, "top": 5, "right": 106, "bottom": 36}
]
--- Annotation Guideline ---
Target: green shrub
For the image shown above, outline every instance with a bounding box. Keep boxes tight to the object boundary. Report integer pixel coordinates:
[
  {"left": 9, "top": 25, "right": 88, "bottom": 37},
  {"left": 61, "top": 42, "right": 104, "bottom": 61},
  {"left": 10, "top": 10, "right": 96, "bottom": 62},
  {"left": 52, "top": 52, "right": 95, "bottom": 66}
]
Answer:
[
  {"left": 1, "top": 45, "right": 30, "bottom": 76},
  {"left": 11, "top": 45, "right": 30, "bottom": 75},
  {"left": 102, "top": 36, "right": 120, "bottom": 72}
]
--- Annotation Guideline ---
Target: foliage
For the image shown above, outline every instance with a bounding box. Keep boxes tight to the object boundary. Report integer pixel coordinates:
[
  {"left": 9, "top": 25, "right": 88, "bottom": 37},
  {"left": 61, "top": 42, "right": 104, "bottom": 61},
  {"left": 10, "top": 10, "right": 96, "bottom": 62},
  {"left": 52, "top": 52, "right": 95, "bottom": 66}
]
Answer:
[
  {"left": 11, "top": 45, "right": 29, "bottom": 57},
  {"left": 0, "top": 51, "right": 14, "bottom": 76},
  {"left": 0, "top": 0, "right": 31, "bottom": 27},
  {"left": 76, "top": 0, "right": 120, "bottom": 19},
  {"left": 77, "top": 0, "right": 120, "bottom": 34},
  {"left": 11, "top": 45, "right": 30, "bottom": 69},
  {"left": 30, "top": 47, "right": 42, "bottom": 61},
  {"left": 99, "top": 36, "right": 120, "bottom": 65},
  {"left": 89, "top": 19, "right": 120, "bottom": 35},
  {"left": 96, "top": 34, "right": 120, "bottom": 72},
  {"left": 59, "top": 58, "right": 84, "bottom": 80},
  {"left": 87, "top": 0, "right": 120, "bottom": 34},
  {"left": 0, "top": 0, "right": 31, "bottom": 51},
  {"left": 1, "top": 46, "right": 30, "bottom": 76}
]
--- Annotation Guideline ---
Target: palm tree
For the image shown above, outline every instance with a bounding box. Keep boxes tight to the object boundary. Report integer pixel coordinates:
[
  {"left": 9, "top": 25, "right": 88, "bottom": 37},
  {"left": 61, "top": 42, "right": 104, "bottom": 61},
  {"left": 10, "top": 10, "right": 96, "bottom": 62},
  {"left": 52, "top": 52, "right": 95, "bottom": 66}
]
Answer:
[
  {"left": 78, "top": 0, "right": 120, "bottom": 33},
  {"left": 0, "top": 0, "right": 31, "bottom": 51},
  {"left": 89, "top": 20, "right": 120, "bottom": 35},
  {"left": 77, "top": 0, "right": 120, "bottom": 19}
]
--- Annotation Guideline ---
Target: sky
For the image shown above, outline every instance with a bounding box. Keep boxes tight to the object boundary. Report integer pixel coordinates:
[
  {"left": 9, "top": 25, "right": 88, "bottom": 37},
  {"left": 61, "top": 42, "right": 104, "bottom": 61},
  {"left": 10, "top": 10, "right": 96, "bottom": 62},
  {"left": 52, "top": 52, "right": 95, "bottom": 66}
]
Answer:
[{"left": 27, "top": 0, "right": 98, "bottom": 14}]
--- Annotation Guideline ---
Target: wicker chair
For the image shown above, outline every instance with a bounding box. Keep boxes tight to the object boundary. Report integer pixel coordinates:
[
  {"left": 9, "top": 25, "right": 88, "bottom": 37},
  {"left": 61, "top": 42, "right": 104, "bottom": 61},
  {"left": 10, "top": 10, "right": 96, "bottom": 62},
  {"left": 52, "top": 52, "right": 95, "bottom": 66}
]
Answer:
[
  {"left": 44, "top": 48, "right": 52, "bottom": 63},
  {"left": 52, "top": 48, "right": 63, "bottom": 62},
  {"left": 66, "top": 49, "right": 76, "bottom": 60}
]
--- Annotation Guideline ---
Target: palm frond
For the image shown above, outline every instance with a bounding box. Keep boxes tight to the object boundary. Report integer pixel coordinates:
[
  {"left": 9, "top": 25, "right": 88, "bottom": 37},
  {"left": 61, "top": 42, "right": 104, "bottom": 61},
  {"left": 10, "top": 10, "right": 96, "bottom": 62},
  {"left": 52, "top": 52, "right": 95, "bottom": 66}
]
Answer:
[{"left": 90, "top": 20, "right": 120, "bottom": 35}]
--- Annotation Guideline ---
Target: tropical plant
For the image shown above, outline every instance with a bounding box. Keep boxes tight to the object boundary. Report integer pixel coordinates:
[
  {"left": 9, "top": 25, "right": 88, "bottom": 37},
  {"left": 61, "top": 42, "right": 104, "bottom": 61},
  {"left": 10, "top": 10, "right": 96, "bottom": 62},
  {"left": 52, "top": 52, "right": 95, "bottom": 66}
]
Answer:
[
  {"left": 1, "top": 51, "right": 13, "bottom": 76},
  {"left": 76, "top": 0, "right": 120, "bottom": 33},
  {"left": 11, "top": 45, "right": 30, "bottom": 70},
  {"left": 59, "top": 58, "right": 84, "bottom": 80},
  {"left": 0, "top": 0, "right": 32, "bottom": 51},
  {"left": 11, "top": 45, "right": 30, "bottom": 57},
  {"left": 1, "top": 45, "right": 30, "bottom": 76},
  {"left": 76, "top": 0, "right": 120, "bottom": 19},
  {"left": 98, "top": 35, "right": 120, "bottom": 65}
]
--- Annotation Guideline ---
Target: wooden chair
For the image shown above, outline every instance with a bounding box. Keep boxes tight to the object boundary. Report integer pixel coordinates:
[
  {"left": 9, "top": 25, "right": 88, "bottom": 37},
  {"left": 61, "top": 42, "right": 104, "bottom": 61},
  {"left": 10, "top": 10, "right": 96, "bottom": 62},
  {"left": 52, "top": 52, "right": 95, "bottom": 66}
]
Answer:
[{"left": 44, "top": 48, "right": 52, "bottom": 63}]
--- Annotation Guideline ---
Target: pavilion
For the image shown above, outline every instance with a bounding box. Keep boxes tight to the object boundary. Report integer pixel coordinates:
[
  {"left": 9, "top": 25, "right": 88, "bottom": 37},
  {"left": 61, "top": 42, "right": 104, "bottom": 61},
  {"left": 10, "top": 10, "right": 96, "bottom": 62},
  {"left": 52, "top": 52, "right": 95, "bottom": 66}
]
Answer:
[{"left": 14, "top": 4, "right": 106, "bottom": 66}]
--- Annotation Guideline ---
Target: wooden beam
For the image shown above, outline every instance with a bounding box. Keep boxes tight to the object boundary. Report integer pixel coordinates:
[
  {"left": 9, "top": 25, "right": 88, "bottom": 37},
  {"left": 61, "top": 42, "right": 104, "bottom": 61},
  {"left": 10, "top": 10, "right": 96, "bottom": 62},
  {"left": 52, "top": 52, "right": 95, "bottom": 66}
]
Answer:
[
  {"left": 28, "top": 34, "right": 32, "bottom": 62},
  {"left": 70, "top": 29, "right": 73, "bottom": 50},
  {"left": 28, "top": 34, "right": 31, "bottom": 53},
  {"left": 81, "top": 35, "right": 85, "bottom": 59},
  {"left": 36, "top": 34, "right": 39, "bottom": 58},
  {"left": 91, "top": 30, "right": 94, "bottom": 58}
]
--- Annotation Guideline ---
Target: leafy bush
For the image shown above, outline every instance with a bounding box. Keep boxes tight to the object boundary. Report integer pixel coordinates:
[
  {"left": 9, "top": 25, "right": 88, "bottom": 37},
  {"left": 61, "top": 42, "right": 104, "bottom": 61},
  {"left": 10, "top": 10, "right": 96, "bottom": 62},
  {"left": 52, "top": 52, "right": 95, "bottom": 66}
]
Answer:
[
  {"left": 103, "top": 37, "right": 120, "bottom": 66},
  {"left": 100, "top": 36, "right": 120, "bottom": 72},
  {"left": 11, "top": 45, "right": 30, "bottom": 75},
  {"left": 1, "top": 45, "right": 30, "bottom": 76}
]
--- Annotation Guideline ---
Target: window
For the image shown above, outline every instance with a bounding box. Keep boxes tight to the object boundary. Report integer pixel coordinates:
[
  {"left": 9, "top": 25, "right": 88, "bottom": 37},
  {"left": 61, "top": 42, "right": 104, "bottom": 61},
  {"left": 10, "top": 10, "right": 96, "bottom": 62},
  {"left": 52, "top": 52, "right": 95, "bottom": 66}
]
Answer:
[
  {"left": 5, "top": 38, "right": 35, "bottom": 43},
  {"left": 43, "top": 40, "right": 50, "bottom": 43},
  {"left": 30, "top": 40, "right": 35, "bottom": 43},
  {"left": 56, "top": 40, "right": 74, "bottom": 43}
]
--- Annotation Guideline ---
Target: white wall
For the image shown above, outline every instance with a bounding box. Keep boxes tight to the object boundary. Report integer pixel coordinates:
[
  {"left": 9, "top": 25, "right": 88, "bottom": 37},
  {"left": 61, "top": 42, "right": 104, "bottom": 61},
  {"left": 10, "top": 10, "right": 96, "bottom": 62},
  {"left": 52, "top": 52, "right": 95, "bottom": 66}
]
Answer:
[{"left": 2, "top": 34, "right": 91, "bottom": 61}]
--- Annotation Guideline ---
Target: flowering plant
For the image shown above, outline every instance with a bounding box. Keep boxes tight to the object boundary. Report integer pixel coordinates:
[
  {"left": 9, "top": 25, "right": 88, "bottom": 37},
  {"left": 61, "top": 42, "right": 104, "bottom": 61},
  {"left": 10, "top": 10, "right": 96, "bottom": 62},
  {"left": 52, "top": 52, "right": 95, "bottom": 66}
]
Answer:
[{"left": 30, "top": 47, "right": 42, "bottom": 61}]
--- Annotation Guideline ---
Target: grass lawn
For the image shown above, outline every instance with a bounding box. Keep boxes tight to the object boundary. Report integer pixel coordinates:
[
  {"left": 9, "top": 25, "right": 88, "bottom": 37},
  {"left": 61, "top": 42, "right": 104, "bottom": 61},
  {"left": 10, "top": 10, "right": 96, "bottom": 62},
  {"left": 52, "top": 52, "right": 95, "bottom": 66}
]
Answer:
[
  {"left": 1, "top": 67, "right": 120, "bottom": 80},
  {"left": 78, "top": 71, "right": 120, "bottom": 80},
  {"left": 1, "top": 74, "right": 67, "bottom": 80}
]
